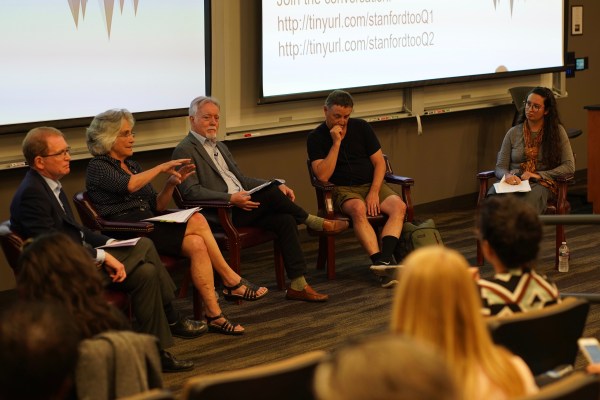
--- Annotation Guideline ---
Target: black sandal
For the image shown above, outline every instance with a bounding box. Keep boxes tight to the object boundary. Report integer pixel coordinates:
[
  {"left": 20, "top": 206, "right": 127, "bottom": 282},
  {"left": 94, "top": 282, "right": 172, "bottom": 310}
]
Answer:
[
  {"left": 206, "top": 313, "right": 244, "bottom": 336},
  {"left": 223, "top": 278, "right": 268, "bottom": 301}
]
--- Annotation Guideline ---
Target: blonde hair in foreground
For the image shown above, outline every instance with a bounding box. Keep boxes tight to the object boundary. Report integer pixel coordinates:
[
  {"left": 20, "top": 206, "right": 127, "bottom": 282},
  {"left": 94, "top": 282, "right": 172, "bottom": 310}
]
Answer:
[{"left": 390, "top": 246, "right": 528, "bottom": 400}]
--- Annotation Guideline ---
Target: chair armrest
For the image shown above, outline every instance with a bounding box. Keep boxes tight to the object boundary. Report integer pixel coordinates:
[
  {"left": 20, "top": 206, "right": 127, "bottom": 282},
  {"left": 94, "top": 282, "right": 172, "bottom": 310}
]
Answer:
[
  {"left": 175, "top": 199, "right": 235, "bottom": 210},
  {"left": 384, "top": 174, "right": 415, "bottom": 222},
  {"left": 385, "top": 174, "right": 414, "bottom": 186},
  {"left": 310, "top": 178, "right": 336, "bottom": 191},
  {"left": 555, "top": 173, "right": 574, "bottom": 184},
  {"left": 477, "top": 170, "right": 495, "bottom": 180},
  {"left": 477, "top": 170, "right": 496, "bottom": 207},
  {"left": 554, "top": 173, "right": 574, "bottom": 215},
  {"left": 97, "top": 219, "right": 155, "bottom": 234}
]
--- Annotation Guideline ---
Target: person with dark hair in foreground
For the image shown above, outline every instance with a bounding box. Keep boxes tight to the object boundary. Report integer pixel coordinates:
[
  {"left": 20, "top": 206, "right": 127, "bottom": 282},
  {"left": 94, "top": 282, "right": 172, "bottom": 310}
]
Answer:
[
  {"left": 0, "top": 301, "right": 80, "bottom": 400},
  {"left": 313, "top": 333, "right": 461, "bottom": 400},
  {"left": 477, "top": 195, "right": 559, "bottom": 316},
  {"left": 17, "top": 232, "right": 131, "bottom": 338},
  {"left": 10, "top": 126, "right": 205, "bottom": 372}
]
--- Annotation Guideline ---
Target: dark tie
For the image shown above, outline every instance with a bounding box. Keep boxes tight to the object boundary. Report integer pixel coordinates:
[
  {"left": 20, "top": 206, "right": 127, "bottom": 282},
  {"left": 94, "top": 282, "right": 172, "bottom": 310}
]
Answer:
[{"left": 59, "top": 189, "right": 75, "bottom": 220}]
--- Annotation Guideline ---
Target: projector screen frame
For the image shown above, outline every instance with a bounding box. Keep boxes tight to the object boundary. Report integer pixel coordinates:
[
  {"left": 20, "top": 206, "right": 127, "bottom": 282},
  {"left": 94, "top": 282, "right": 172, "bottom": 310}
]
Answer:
[
  {"left": 258, "top": 0, "right": 568, "bottom": 105},
  {"left": 0, "top": 0, "right": 212, "bottom": 136}
]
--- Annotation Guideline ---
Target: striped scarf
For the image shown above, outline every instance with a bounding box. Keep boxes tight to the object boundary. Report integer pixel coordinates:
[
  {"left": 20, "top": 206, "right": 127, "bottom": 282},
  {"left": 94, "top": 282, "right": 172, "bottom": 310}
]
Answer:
[{"left": 521, "top": 123, "right": 557, "bottom": 196}]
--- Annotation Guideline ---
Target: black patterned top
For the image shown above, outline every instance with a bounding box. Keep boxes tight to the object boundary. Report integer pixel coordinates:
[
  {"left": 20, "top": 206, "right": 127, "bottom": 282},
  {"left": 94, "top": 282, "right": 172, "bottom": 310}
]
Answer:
[
  {"left": 86, "top": 155, "right": 157, "bottom": 219},
  {"left": 478, "top": 268, "right": 559, "bottom": 317}
]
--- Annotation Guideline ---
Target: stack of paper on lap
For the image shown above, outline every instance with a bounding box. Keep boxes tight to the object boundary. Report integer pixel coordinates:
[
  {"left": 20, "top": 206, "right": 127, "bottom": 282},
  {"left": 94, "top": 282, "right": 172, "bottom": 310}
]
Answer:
[
  {"left": 493, "top": 176, "right": 532, "bottom": 193},
  {"left": 142, "top": 207, "right": 201, "bottom": 223}
]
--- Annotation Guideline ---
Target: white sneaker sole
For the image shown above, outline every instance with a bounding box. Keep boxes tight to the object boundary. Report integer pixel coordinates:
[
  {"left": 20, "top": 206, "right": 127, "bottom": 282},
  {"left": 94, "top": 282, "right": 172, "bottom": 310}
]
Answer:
[
  {"left": 369, "top": 264, "right": 403, "bottom": 276},
  {"left": 380, "top": 278, "right": 399, "bottom": 288}
]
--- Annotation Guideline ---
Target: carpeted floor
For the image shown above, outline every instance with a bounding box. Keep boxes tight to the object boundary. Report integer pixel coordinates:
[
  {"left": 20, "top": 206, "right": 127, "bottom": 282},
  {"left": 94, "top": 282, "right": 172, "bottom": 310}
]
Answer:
[
  {"left": 162, "top": 175, "right": 600, "bottom": 395},
  {"left": 1, "top": 173, "right": 598, "bottom": 397}
]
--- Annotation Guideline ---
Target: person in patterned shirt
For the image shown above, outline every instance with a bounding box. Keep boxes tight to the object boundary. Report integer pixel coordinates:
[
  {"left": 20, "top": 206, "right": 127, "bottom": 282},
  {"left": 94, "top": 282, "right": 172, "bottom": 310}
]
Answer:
[{"left": 477, "top": 195, "right": 559, "bottom": 316}]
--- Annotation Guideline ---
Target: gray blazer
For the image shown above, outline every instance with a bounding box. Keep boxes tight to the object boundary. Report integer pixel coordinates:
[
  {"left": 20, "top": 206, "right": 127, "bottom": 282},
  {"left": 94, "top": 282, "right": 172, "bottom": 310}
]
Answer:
[{"left": 172, "top": 132, "right": 266, "bottom": 224}]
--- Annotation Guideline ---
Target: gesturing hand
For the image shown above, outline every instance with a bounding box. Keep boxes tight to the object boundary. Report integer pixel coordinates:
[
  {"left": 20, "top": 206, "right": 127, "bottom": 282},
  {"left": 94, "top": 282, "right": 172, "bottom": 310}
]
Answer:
[{"left": 167, "top": 163, "right": 196, "bottom": 186}]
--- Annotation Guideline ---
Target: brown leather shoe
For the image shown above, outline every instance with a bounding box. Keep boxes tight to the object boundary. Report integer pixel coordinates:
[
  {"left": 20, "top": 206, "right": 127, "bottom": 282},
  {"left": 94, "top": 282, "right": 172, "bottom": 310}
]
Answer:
[
  {"left": 285, "top": 284, "right": 329, "bottom": 302},
  {"left": 321, "top": 219, "right": 349, "bottom": 235}
]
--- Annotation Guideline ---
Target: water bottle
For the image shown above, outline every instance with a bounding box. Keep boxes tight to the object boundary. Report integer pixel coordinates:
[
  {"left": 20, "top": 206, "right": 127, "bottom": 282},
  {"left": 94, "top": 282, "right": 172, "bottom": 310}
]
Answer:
[{"left": 558, "top": 241, "right": 570, "bottom": 273}]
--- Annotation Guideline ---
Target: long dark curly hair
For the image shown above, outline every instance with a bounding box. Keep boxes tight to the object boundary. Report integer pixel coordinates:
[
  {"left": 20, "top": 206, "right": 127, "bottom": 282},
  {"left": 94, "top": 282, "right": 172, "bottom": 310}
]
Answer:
[
  {"left": 517, "top": 86, "right": 563, "bottom": 168},
  {"left": 17, "top": 232, "right": 128, "bottom": 339}
]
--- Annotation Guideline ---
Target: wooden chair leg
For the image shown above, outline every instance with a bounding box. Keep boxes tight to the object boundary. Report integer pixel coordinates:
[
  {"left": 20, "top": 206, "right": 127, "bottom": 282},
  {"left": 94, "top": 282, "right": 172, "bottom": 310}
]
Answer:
[
  {"left": 229, "top": 245, "right": 242, "bottom": 275},
  {"left": 179, "top": 267, "right": 204, "bottom": 321},
  {"left": 326, "top": 236, "right": 336, "bottom": 280},
  {"left": 177, "top": 269, "right": 191, "bottom": 298},
  {"left": 274, "top": 242, "right": 286, "bottom": 290},
  {"left": 315, "top": 234, "right": 336, "bottom": 279},
  {"left": 316, "top": 236, "right": 327, "bottom": 270},
  {"left": 192, "top": 288, "right": 203, "bottom": 321},
  {"left": 476, "top": 239, "right": 484, "bottom": 266}
]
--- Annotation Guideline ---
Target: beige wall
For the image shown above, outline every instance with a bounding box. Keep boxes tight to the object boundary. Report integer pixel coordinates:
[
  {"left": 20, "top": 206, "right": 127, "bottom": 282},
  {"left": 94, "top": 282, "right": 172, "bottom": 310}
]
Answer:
[{"left": 1, "top": 1, "right": 597, "bottom": 290}]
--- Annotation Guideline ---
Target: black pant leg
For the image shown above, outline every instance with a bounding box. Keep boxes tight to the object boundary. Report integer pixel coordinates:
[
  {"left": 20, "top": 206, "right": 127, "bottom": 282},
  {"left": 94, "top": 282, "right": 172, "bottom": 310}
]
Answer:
[
  {"left": 105, "top": 238, "right": 176, "bottom": 349},
  {"left": 233, "top": 209, "right": 307, "bottom": 280}
]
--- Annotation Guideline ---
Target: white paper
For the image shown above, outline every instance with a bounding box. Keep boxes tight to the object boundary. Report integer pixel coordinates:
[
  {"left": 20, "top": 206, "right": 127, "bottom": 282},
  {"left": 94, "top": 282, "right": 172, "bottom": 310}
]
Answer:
[
  {"left": 97, "top": 237, "right": 141, "bottom": 249},
  {"left": 493, "top": 176, "right": 532, "bottom": 193},
  {"left": 142, "top": 207, "right": 201, "bottom": 223},
  {"left": 247, "top": 179, "right": 285, "bottom": 195}
]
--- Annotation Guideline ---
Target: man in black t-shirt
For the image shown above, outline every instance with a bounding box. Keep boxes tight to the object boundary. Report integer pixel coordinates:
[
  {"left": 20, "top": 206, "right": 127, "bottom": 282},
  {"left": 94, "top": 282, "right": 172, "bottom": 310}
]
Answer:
[{"left": 307, "top": 90, "right": 406, "bottom": 288}]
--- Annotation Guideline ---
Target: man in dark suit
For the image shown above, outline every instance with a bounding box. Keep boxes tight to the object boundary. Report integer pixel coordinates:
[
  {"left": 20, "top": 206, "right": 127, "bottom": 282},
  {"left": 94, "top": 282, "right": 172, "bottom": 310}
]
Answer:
[
  {"left": 172, "top": 96, "right": 349, "bottom": 302},
  {"left": 10, "top": 126, "right": 205, "bottom": 372}
]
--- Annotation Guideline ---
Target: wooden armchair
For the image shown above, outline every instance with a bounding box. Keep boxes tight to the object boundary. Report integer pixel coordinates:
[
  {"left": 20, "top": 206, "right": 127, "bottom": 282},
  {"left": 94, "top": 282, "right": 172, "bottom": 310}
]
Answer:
[
  {"left": 307, "top": 155, "right": 415, "bottom": 279},
  {"left": 172, "top": 186, "right": 286, "bottom": 290},
  {"left": 0, "top": 220, "right": 131, "bottom": 314},
  {"left": 476, "top": 171, "right": 574, "bottom": 268},
  {"left": 72, "top": 192, "right": 202, "bottom": 320}
]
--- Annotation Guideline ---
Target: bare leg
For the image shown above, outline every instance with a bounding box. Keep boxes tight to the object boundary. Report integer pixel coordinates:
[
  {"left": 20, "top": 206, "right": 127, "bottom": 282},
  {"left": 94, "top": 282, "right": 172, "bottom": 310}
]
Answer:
[
  {"left": 180, "top": 233, "right": 244, "bottom": 333},
  {"left": 380, "top": 195, "right": 406, "bottom": 238},
  {"left": 185, "top": 214, "right": 267, "bottom": 298},
  {"left": 341, "top": 198, "right": 381, "bottom": 256}
]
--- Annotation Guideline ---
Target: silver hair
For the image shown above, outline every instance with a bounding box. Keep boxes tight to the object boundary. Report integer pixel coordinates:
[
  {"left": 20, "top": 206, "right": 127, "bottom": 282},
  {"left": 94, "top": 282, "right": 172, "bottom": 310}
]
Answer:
[
  {"left": 188, "top": 96, "right": 220, "bottom": 117},
  {"left": 86, "top": 109, "right": 135, "bottom": 156}
]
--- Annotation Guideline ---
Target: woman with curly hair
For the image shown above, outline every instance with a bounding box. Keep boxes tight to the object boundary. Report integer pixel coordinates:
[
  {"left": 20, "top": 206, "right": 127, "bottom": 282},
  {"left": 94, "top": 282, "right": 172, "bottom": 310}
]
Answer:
[
  {"left": 84, "top": 108, "right": 270, "bottom": 335},
  {"left": 17, "top": 232, "right": 129, "bottom": 339},
  {"left": 488, "top": 86, "right": 575, "bottom": 213},
  {"left": 390, "top": 246, "right": 538, "bottom": 400}
]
